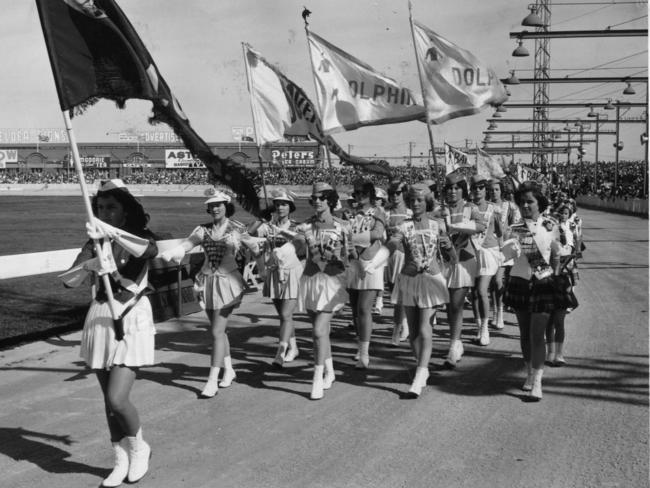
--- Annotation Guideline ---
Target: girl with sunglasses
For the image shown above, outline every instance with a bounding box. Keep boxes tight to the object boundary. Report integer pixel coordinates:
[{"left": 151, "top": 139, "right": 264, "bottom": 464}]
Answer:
[
  {"left": 385, "top": 179, "right": 412, "bottom": 345},
  {"left": 249, "top": 188, "right": 303, "bottom": 368},
  {"left": 294, "top": 182, "right": 352, "bottom": 400},
  {"left": 438, "top": 172, "right": 486, "bottom": 368},
  {"left": 161, "top": 188, "right": 260, "bottom": 399},
  {"left": 348, "top": 179, "right": 388, "bottom": 369}
]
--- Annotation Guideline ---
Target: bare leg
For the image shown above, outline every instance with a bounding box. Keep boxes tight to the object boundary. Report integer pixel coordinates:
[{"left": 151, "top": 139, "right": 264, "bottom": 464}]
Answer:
[{"left": 102, "top": 366, "right": 139, "bottom": 437}]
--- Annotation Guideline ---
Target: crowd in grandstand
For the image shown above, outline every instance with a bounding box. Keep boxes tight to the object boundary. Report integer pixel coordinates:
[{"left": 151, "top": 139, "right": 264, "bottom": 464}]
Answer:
[{"left": 0, "top": 160, "right": 647, "bottom": 199}]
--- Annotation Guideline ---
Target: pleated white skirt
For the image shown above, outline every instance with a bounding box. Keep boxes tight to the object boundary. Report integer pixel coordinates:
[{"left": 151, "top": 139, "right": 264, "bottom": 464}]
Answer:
[
  {"left": 298, "top": 271, "right": 348, "bottom": 313},
  {"left": 391, "top": 272, "right": 449, "bottom": 308},
  {"left": 80, "top": 298, "right": 155, "bottom": 370}
]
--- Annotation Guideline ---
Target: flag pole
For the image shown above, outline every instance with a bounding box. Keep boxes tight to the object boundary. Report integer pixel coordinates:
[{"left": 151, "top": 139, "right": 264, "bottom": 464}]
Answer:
[
  {"left": 408, "top": 0, "right": 440, "bottom": 196},
  {"left": 242, "top": 42, "right": 270, "bottom": 210},
  {"left": 302, "top": 13, "right": 336, "bottom": 187},
  {"left": 62, "top": 110, "right": 122, "bottom": 328}
]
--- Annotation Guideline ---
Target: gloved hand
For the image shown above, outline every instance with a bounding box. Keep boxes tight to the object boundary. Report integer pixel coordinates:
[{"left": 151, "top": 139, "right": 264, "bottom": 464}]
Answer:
[
  {"left": 86, "top": 218, "right": 120, "bottom": 240},
  {"left": 500, "top": 238, "right": 521, "bottom": 261},
  {"left": 159, "top": 245, "right": 186, "bottom": 264}
]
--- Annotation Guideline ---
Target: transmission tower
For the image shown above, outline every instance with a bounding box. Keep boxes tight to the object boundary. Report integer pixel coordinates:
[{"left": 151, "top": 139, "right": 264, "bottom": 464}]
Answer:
[{"left": 532, "top": 0, "right": 551, "bottom": 172}]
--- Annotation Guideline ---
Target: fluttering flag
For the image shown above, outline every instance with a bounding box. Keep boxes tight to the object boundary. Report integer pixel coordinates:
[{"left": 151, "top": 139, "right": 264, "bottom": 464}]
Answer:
[
  {"left": 476, "top": 147, "right": 506, "bottom": 179},
  {"left": 444, "top": 143, "right": 473, "bottom": 175},
  {"left": 243, "top": 43, "right": 391, "bottom": 176},
  {"left": 307, "top": 30, "right": 425, "bottom": 134},
  {"left": 36, "top": 0, "right": 259, "bottom": 213},
  {"left": 411, "top": 20, "right": 508, "bottom": 124}
]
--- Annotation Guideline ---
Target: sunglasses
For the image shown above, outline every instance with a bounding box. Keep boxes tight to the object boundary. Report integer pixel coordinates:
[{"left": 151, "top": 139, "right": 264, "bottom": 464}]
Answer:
[
  {"left": 388, "top": 190, "right": 402, "bottom": 196},
  {"left": 310, "top": 194, "right": 328, "bottom": 203},
  {"left": 471, "top": 184, "right": 486, "bottom": 190}
]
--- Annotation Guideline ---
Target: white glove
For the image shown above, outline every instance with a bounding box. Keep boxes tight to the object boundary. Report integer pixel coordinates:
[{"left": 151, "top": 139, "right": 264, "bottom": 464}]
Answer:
[
  {"left": 159, "top": 245, "right": 186, "bottom": 264},
  {"left": 500, "top": 238, "right": 521, "bottom": 261},
  {"left": 351, "top": 230, "right": 371, "bottom": 248},
  {"left": 361, "top": 245, "right": 390, "bottom": 275}
]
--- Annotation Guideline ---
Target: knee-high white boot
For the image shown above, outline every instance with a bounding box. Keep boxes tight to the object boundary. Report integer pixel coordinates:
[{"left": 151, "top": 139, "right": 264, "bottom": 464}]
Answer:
[
  {"left": 126, "top": 428, "right": 151, "bottom": 483},
  {"left": 200, "top": 366, "right": 220, "bottom": 398},
  {"left": 323, "top": 358, "right": 335, "bottom": 390},
  {"left": 311, "top": 365, "right": 325, "bottom": 400},
  {"left": 522, "top": 362, "right": 533, "bottom": 391},
  {"left": 101, "top": 438, "right": 129, "bottom": 487},
  {"left": 530, "top": 368, "right": 543, "bottom": 401},
  {"left": 219, "top": 356, "right": 236, "bottom": 387}
]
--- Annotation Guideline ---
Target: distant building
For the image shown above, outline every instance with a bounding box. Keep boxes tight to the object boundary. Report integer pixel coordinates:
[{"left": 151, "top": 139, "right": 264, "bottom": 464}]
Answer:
[{"left": 0, "top": 141, "right": 322, "bottom": 177}]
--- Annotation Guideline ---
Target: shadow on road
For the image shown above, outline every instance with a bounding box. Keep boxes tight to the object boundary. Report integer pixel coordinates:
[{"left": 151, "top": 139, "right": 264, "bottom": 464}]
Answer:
[{"left": 0, "top": 427, "right": 106, "bottom": 478}]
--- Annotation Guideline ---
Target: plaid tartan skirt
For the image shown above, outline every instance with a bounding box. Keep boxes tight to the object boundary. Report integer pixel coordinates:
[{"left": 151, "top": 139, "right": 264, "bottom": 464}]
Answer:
[{"left": 504, "top": 275, "right": 576, "bottom": 313}]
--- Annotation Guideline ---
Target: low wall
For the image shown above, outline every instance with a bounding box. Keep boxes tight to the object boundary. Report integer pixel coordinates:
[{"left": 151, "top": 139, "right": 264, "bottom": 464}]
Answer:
[
  {"left": 0, "top": 183, "right": 356, "bottom": 198},
  {"left": 576, "top": 195, "right": 648, "bottom": 218}
]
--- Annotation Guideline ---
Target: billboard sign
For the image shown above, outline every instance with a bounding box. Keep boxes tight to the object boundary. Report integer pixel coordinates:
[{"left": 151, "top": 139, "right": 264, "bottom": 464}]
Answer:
[
  {"left": 270, "top": 149, "right": 316, "bottom": 168},
  {"left": 0, "top": 149, "right": 19, "bottom": 168},
  {"left": 165, "top": 149, "right": 203, "bottom": 168}
]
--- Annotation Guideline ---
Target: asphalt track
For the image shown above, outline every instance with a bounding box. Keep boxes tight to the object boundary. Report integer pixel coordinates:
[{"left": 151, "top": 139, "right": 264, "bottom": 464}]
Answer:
[{"left": 0, "top": 207, "right": 647, "bottom": 488}]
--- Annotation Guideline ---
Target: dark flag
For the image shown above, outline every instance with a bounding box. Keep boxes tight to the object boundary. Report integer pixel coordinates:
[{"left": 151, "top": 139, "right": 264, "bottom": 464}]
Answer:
[{"left": 36, "top": 0, "right": 260, "bottom": 214}]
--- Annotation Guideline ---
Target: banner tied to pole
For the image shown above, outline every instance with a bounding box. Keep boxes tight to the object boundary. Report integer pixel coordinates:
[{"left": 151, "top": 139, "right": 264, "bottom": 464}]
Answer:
[
  {"left": 243, "top": 43, "right": 391, "bottom": 177},
  {"left": 36, "top": 0, "right": 260, "bottom": 214},
  {"left": 476, "top": 147, "right": 506, "bottom": 179},
  {"left": 444, "top": 143, "right": 473, "bottom": 176},
  {"left": 307, "top": 30, "right": 425, "bottom": 134},
  {"left": 412, "top": 20, "right": 508, "bottom": 124}
]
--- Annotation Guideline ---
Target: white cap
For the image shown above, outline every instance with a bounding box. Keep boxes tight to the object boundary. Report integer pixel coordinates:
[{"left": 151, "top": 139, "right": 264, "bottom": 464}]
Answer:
[{"left": 204, "top": 187, "right": 233, "bottom": 204}]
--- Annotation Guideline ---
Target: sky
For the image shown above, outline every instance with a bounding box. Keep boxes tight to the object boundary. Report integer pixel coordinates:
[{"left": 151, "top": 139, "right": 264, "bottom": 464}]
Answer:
[{"left": 1, "top": 0, "right": 647, "bottom": 165}]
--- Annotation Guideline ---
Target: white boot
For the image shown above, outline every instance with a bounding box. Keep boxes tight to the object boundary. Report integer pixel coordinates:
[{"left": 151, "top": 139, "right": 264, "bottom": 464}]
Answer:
[
  {"left": 554, "top": 342, "right": 566, "bottom": 366},
  {"left": 545, "top": 342, "right": 556, "bottom": 365},
  {"left": 391, "top": 322, "right": 401, "bottom": 346},
  {"left": 522, "top": 362, "right": 533, "bottom": 391},
  {"left": 445, "top": 339, "right": 464, "bottom": 368},
  {"left": 200, "top": 367, "right": 220, "bottom": 398},
  {"left": 273, "top": 342, "right": 287, "bottom": 368},
  {"left": 219, "top": 356, "right": 236, "bottom": 387},
  {"left": 494, "top": 304, "right": 505, "bottom": 330},
  {"left": 323, "top": 358, "right": 335, "bottom": 390},
  {"left": 284, "top": 337, "right": 300, "bottom": 362},
  {"left": 126, "top": 428, "right": 151, "bottom": 483},
  {"left": 355, "top": 341, "right": 370, "bottom": 369},
  {"left": 311, "top": 365, "right": 325, "bottom": 400},
  {"left": 101, "top": 439, "right": 129, "bottom": 487},
  {"left": 530, "top": 368, "right": 543, "bottom": 401},
  {"left": 478, "top": 319, "right": 490, "bottom": 346},
  {"left": 474, "top": 321, "right": 482, "bottom": 340},
  {"left": 407, "top": 367, "right": 430, "bottom": 398},
  {"left": 399, "top": 317, "right": 409, "bottom": 341}
]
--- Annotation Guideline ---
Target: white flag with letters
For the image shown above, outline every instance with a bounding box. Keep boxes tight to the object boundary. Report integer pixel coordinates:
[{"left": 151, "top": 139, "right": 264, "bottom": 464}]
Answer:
[
  {"left": 412, "top": 20, "right": 508, "bottom": 124},
  {"left": 308, "top": 31, "right": 425, "bottom": 134}
]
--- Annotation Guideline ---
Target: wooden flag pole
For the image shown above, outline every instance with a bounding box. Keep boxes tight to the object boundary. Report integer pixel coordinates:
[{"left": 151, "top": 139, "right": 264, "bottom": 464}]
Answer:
[
  {"left": 62, "top": 111, "right": 122, "bottom": 329},
  {"left": 303, "top": 15, "right": 336, "bottom": 187},
  {"left": 241, "top": 42, "right": 269, "bottom": 209},
  {"left": 408, "top": 1, "right": 441, "bottom": 197}
]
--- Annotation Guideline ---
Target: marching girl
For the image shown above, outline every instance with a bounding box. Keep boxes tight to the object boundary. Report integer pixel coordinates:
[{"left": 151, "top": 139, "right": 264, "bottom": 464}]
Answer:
[
  {"left": 488, "top": 177, "right": 521, "bottom": 330},
  {"left": 502, "top": 181, "right": 569, "bottom": 401},
  {"left": 348, "top": 179, "right": 388, "bottom": 369},
  {"left": 372, "top": 187, "right": 390, "bottom": 315},
  {"left": 161, "top": 188, "right": 259, "bottom": 399},
  {"left": 469, "top": 174, "right": 503, "bottom": 347},
  {"left": 294, "top": 182, "right": 352, "bottom": 400},
  {"left": 249, "top": 188, "right": 303, "bottom": 368},
  {"left": 545, "top": 201, "right": 580, "bottom": 366},
  {"left": 385, "top": 180, "right": 412, "bottom": 345},
  {"left": 437, "top": 172, "right": 486, "bottom": 368},
  {"left": 388, "top": 184, "right": 453, "bottom": 397},
  {"left": 61, "top": 180, "right": 157, "bottom": 486}
]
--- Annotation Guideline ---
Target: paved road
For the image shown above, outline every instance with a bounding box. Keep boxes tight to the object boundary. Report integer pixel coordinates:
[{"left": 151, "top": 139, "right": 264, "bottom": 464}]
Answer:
[{"left": 0, "top": 208, "right": 647, "bottom": 488}]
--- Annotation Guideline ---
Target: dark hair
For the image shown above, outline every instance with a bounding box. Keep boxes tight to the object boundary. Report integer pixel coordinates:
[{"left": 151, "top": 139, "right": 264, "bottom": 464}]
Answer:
[
  {"left": 353, "top": 179, "right": 376, "bottom": 202},
  {"left": 92, "top": 188, "right": 149, "bottom": 232},
  {"left": 272, "top": 199, "right": 296, "bottom": 214},
  {"left": 514, "top": 181, "right": 549, "bottom": 213},
  {"left": 205, "top": 201, "right": 235, "bottom": 217},
  {"left": 444, "top": 179, "right": 469, "bottom": 200},
  {"left": 322, "top": 189, "right": 339, "bottom": 211}
]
